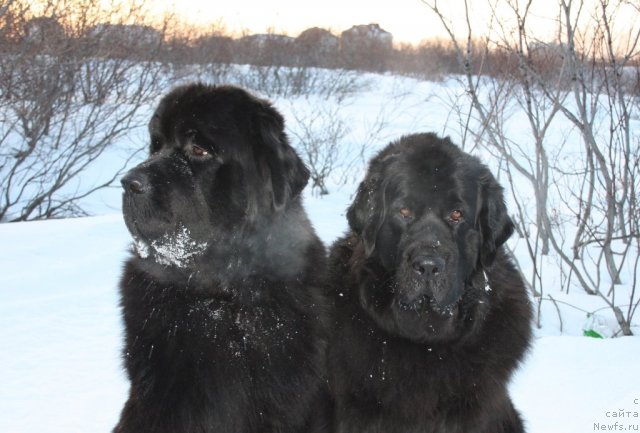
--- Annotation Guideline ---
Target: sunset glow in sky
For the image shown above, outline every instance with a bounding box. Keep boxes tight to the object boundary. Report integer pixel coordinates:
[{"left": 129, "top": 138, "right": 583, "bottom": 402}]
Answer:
[
  {"left": 156, "top": 0, "right": 441, "bottom": 43},
  {"left": 147, "top": 0, "right": 636, "bottom": 48},
  {"left": 151, "top": 0, "right": 523, "bottom": 44}
]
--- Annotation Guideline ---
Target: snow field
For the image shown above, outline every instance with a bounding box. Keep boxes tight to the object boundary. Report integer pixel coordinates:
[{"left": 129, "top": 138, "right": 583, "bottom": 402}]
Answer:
[{"left": 1, "top": 69, "right": 638, "bottom": 432}]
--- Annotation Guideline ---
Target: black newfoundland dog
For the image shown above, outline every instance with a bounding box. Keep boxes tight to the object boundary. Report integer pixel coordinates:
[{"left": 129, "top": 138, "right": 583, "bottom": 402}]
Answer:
[
  {"left": 328, "top": 133, "right": 532, "bottom": 433},
  {"left": 114, "top": 84, "right": 330, "bottom": 433}
]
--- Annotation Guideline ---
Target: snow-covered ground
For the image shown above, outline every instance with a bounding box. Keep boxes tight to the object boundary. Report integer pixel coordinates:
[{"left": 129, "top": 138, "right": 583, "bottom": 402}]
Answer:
[
  {"left": 2, "top": 208, "right": 639, "bottom": 433},
  {"left": 0, "top": 69, "right": 638, "bottom": 433}
]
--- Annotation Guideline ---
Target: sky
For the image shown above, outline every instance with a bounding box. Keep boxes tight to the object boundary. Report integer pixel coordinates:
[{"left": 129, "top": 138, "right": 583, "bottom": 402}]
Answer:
[
  {"left": 154, "top": 0, "right": 433, "bottom": 43},
  {"left": 100, "top": 0, "right": 637, "bottom": 47},
  {"left": 150, "top": 0, "right": 495, "bottom": 44},
  {"left": 148, "top": 0, "right": 589, "bottom": 45}
]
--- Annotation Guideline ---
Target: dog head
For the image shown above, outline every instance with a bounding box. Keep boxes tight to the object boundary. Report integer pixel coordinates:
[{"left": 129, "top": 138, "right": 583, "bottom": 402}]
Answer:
[
  {"left": 121, "top": 84, "right": 309, "bottom": 270},
  {"left": 347, "top": 133, "right": 514, "bottom": 341}
]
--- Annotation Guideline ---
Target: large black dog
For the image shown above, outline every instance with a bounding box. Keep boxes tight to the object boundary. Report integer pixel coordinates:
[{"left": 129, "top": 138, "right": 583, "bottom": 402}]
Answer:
[
  {"left": 114, "top": 84, "right": 330, "bottom": 433},
  {"left": 328, "top": 133, "right": 532, "bottom": 433}
]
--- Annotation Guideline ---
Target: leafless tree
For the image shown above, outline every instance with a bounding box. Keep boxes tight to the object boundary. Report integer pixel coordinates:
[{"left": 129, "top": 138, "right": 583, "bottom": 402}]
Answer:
[
  {"left": 285, "top": 85, "right": 394, "bottom": 197},
  {"left": 288, "top": 105, "right": 350, "bottom": 196},
  {"left": 424, "top": 0, "right": 640, "bottom": 335},
  {"left": 0, "top": 0, "right": 166, "bottom": 221}
]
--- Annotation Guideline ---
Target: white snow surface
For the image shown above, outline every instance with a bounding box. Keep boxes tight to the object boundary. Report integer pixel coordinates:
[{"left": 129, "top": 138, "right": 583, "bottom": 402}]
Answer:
[
  {"left": 2, "top": 212, "right": 639, "bottom": 433},
  {"left": 1, "top": 70, "right": 639, "bottom": 433}
]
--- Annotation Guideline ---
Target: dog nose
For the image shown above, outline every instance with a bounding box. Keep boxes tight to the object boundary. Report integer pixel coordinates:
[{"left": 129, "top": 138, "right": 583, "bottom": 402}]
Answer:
[
  {"left": 121, "top": 171, "right": 149, "bottom": 194},
  {"left": 411, "top": 256, "right": 445, "bottom": 279}
]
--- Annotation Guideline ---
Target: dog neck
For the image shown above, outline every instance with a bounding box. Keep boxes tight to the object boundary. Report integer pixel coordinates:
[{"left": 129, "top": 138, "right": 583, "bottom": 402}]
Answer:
[{"left": 131, "top": 205, "right": 317, "bottom": 290}]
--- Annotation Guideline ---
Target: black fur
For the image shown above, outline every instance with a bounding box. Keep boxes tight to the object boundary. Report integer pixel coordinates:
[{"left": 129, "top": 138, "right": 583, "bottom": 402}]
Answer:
[
  {"left": 328, "top": 133, "right": 532, "bottom": 433},
  {"left": 114, "top": 84, "right": 330, "bottom": 433}
]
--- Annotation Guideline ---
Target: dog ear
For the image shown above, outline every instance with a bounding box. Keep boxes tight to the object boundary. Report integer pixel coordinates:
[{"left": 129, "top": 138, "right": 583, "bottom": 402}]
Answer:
[
  {"left": 255, "top": 102, "right": 310, "bottom": 211},
  {"left": 347, "top": 174, "right": 387, "bottom": 256},
  {"left": 477, "top": 173, "right": 514, "bottom": 267}
]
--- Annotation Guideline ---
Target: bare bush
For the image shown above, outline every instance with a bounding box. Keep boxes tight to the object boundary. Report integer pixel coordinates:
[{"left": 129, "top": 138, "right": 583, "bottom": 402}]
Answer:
[
  {"left": 288, "top": 105, "right": 350, "bottom": 196},
  {"left": 0, "top": 0, "right": 166, "bottom": 221},
  {"left": 424, "top": 0, "right": 640, "bottom": 335},
  {"left": 234, "top": 64, "right": 366, "bottom": 100},
  {"left": 392, "top": 39, "right": 459, "bottom": 80}
]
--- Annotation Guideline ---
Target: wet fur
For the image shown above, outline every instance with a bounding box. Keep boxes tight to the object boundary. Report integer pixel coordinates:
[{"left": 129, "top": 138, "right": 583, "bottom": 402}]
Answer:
[
  {"left": 328, "top": 133, "right": 532, "bottom": 433},
  {"left": 114, "top": 84, "right": 330, "bottom": 433}
]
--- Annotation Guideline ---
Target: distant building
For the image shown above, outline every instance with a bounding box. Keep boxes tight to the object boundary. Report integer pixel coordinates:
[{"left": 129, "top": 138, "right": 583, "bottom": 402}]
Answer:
[
  {"left": 295, "top": 27, "right": 339, "bottom": 67},
  {"left": 340, "top": 24, "right": 393, "bottom": 71},
  {"left": 23, "top": 17, "right": 66, "bottom": 50},
  {"left": 235, "top": 33, "right": 296, "bottom": 66},
  {"left": 193, "top": 35, "right": 234, "bottom": 64}
]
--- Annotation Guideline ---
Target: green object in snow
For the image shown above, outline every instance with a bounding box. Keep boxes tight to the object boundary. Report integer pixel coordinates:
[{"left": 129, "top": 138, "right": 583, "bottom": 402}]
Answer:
[{"left": 583, "top": 329, "right": 604, "bottom": 339}]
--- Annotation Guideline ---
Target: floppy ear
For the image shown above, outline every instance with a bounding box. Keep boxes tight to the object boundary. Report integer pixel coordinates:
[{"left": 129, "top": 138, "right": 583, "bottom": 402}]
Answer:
[
  {"left": 255, "top": 102, "right": 310, "bottom": 211},
  {"left": 477, "top": 173, "right": 515, "bottom": 267},
  {"left": 347, "top": 174, "right": 387, "bottom": 256}
]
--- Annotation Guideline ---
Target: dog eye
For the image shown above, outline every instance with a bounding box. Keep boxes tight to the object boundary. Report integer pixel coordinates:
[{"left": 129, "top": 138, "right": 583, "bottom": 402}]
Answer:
[
  {"left": 399, "top": 207, "right": 414, "bottom": 220},
  {"left": 190, "top": 145, "right": 209, "bottom": 158},
  {"left": 449, "top": 210, "right": 463, "bottom": 222}
]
